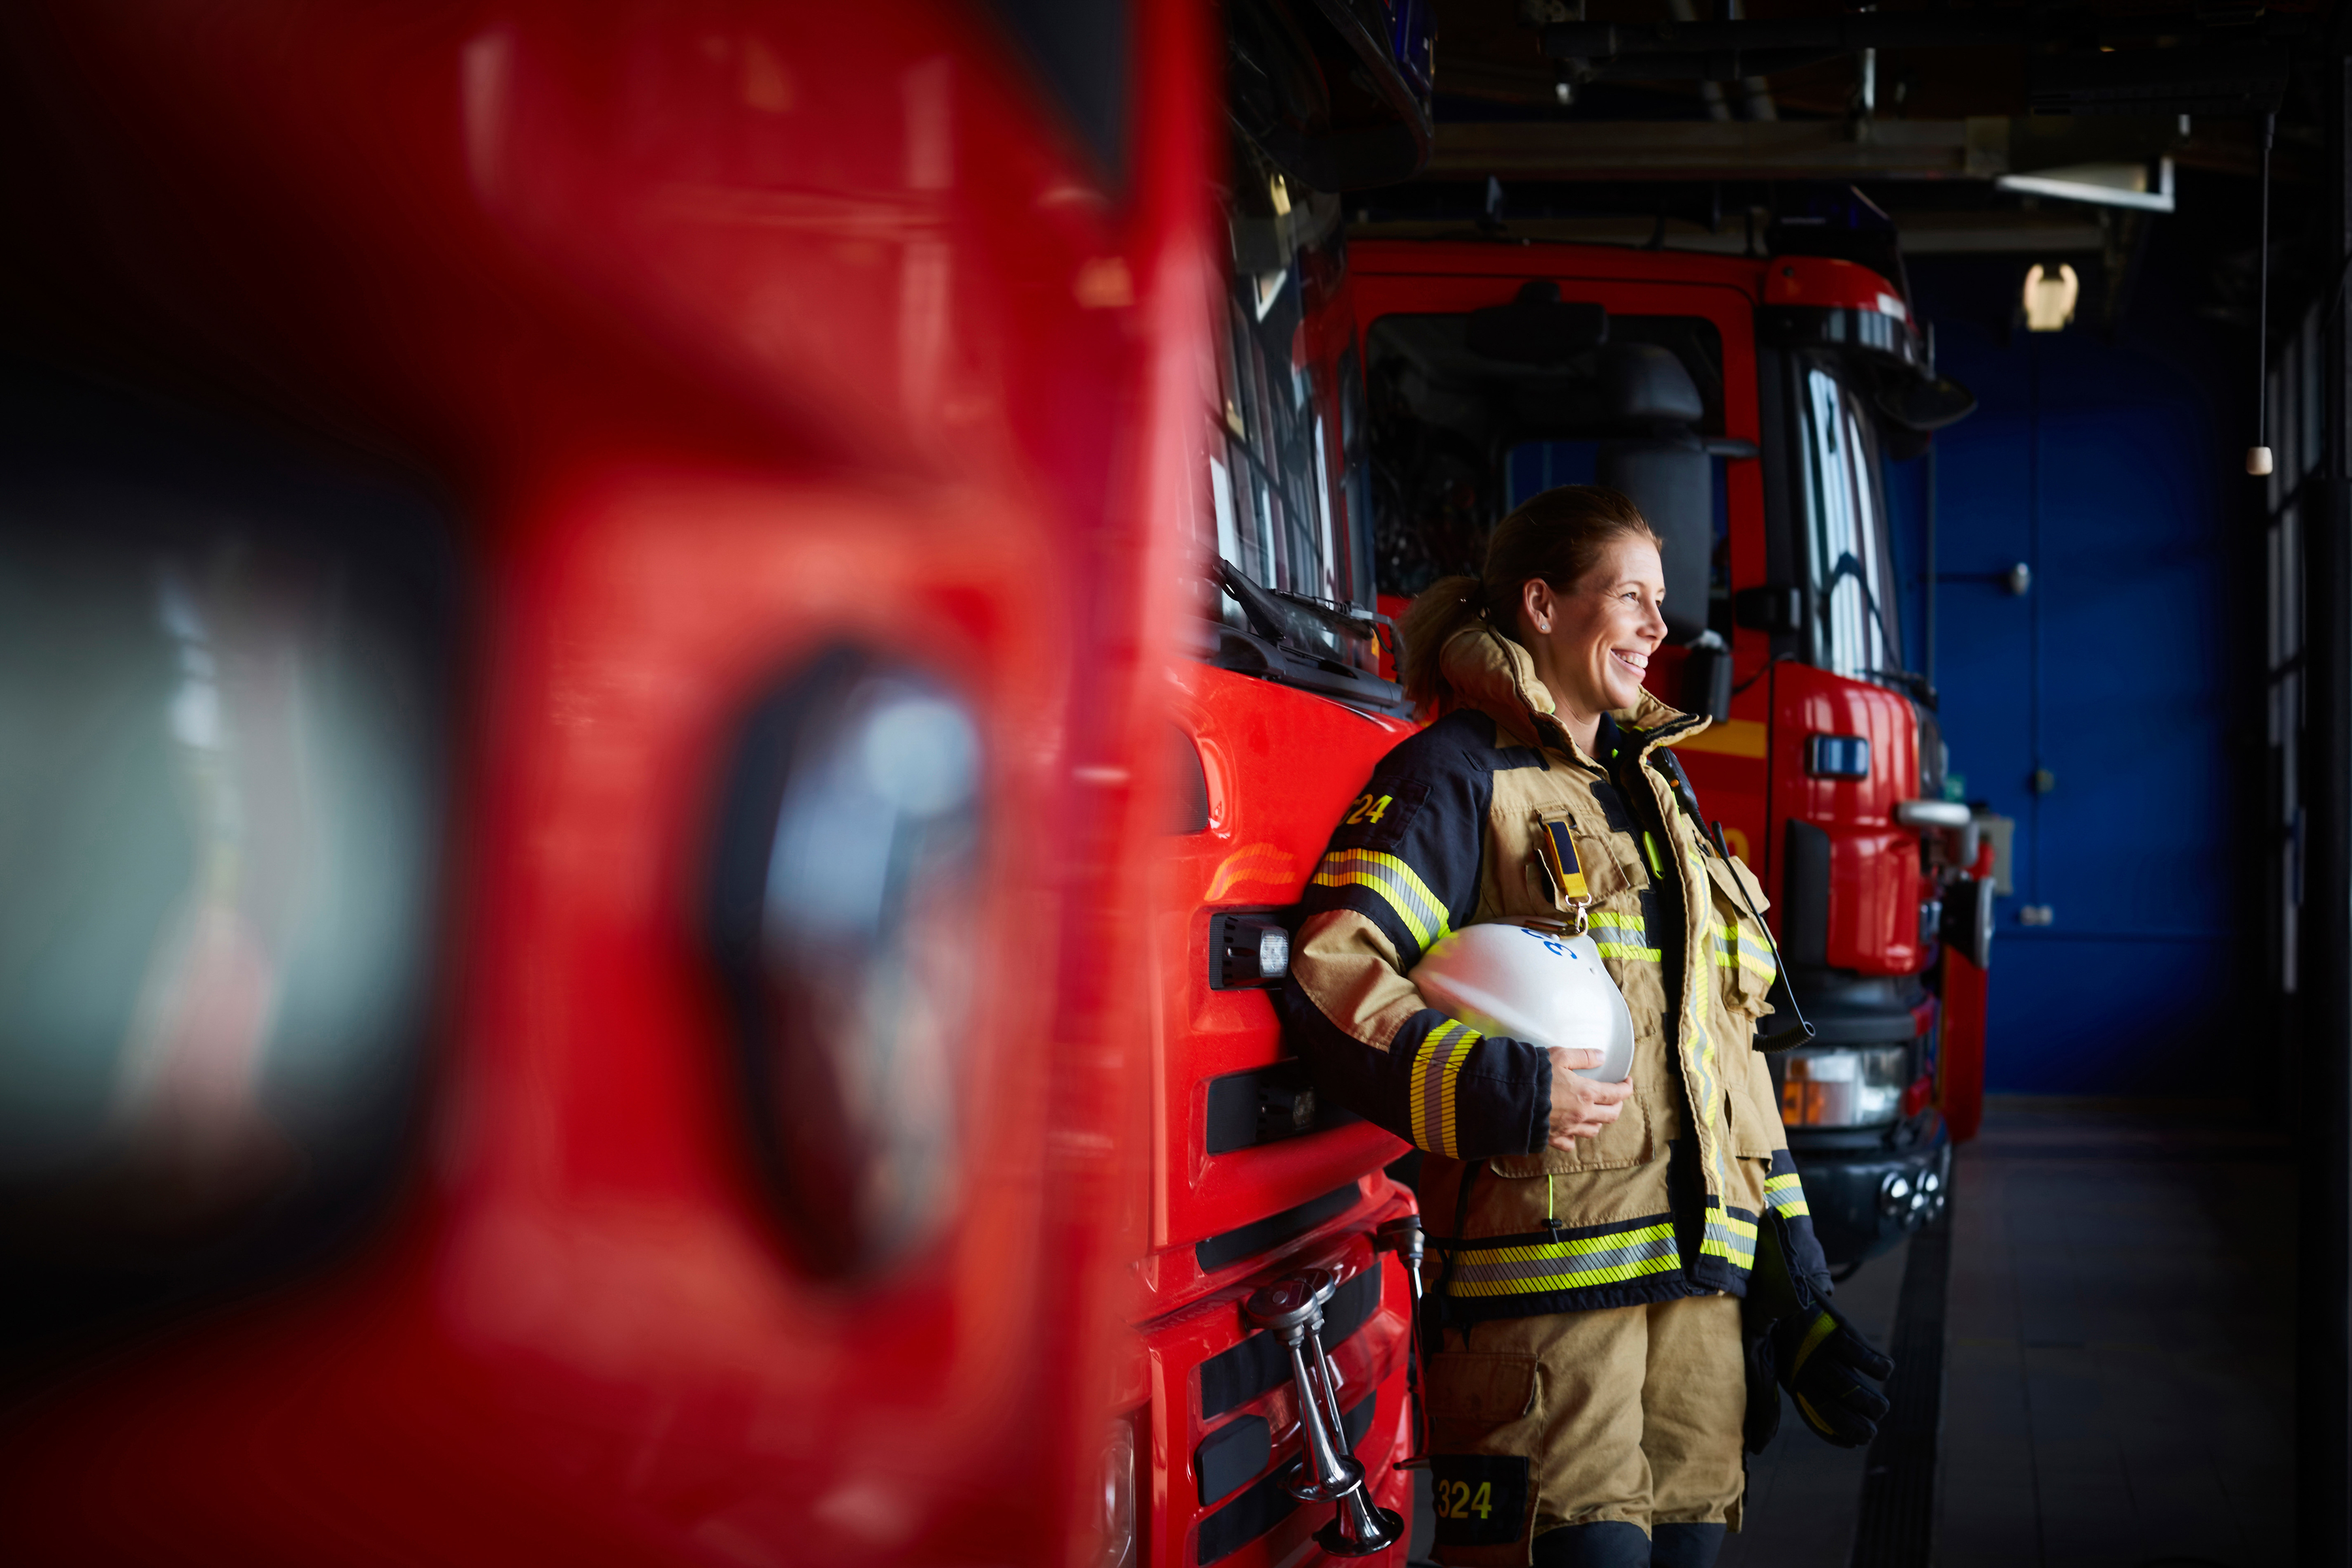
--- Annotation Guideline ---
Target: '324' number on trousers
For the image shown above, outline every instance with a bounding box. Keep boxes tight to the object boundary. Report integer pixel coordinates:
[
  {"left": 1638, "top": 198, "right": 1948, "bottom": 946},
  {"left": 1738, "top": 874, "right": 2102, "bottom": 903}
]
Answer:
[{"left": 1434, "top": 1480, "right": 1494, "bottom": 1522}]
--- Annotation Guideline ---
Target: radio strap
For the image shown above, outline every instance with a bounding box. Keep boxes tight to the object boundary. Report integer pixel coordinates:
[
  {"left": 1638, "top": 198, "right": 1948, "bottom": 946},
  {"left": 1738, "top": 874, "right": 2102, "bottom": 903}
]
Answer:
[{"left": 1533, "top": 820, "right": 1591, "bottom": 935}]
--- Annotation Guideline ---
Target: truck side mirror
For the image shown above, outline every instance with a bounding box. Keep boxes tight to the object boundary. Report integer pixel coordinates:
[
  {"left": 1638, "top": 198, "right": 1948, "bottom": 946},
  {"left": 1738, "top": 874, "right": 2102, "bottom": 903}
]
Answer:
[
  {"left": 1595, "top": 342, "right": 1711, "bottom": 645},
  {"left": 1733, "top": 585, "right": 1803, "bottom": 634},
  {"left": 1597, "top": 440, "right": 1710, "bottom": 644},
  {"left": 1681, "top": 636, "right": 1733, "bottom": 724}
]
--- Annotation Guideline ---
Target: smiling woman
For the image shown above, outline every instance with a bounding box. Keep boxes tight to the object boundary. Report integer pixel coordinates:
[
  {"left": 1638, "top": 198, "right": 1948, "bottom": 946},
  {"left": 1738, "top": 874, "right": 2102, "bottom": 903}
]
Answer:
[
  {"left": 1394, "top": 483, "right": 1661, "bottom": 743},
  {"left": 1288, "top": 480, "right": 1884, "bottom": 1565}
]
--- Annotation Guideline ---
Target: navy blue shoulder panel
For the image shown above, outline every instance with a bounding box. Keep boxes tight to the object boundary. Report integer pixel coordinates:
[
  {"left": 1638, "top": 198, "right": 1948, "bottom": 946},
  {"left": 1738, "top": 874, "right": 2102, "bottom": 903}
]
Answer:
[
  {"left": 1280, "top": 704, "right": 1554, "bottom": 1163},
  {"left": 1294, "top": 709, "right": 1507, "bottom": 966}
]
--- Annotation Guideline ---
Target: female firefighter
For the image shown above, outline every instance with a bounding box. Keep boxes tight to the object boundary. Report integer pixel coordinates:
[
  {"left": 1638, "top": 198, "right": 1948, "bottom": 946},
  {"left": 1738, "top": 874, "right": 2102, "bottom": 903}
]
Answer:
[{"left": 1279, "top": 486, "right": 1891, "bottom": 1568}]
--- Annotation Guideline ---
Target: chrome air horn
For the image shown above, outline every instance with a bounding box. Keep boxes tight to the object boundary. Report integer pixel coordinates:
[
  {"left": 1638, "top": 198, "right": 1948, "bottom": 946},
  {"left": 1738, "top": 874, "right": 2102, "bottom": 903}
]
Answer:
[{"left": 1243, "top": 1269, "right": 1405, "bottom": 1557}]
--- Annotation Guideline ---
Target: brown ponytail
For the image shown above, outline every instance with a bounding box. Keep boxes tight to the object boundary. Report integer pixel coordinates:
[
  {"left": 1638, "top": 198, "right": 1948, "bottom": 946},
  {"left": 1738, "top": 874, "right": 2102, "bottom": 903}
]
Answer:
[{"left": 1396, "top": 485, "right": 1660, "bottom": 712}]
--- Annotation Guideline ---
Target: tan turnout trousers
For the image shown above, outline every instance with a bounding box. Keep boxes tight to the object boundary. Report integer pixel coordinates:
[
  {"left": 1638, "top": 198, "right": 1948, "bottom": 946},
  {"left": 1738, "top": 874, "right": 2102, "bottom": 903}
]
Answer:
[{"left": 1425, "top": 1296, "right": 1747, "bottom": 1565}]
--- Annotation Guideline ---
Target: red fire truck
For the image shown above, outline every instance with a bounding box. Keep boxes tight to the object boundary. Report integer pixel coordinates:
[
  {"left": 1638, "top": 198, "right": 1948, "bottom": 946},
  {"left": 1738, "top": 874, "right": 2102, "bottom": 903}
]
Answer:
[
  {"left": 1342, "top": 237, "right": 1991, "bottom": 1265},
  {"left": 0, "top": 3, "right": 1220, "bottom": 1565},
  {"left": 1140, "top": 80, "right": 1995, "bottom": 1568}
]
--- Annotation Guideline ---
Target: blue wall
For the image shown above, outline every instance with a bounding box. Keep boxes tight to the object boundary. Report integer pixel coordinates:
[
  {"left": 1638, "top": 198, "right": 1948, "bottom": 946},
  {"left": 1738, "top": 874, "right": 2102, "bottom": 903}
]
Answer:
[{"left": 1882, "top": 286, "right": 2256, "bottom": 1096}]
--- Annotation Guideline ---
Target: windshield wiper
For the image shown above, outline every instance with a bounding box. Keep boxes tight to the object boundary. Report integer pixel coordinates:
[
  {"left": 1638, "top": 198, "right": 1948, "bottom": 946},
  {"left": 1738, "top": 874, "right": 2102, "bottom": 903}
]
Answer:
[
  {"left": 1206, "top": 559, "right": 1409, "bottom": 714},
  {"left": 1825, "top": 551, "right": 1935, "bottom": 708}
]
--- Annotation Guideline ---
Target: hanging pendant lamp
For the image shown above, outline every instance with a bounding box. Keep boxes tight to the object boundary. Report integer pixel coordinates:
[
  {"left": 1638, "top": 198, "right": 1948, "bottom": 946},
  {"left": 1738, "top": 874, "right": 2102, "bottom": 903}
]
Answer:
[{"left": 2249, "top": 112, "right": 2277, "bottom": 478}]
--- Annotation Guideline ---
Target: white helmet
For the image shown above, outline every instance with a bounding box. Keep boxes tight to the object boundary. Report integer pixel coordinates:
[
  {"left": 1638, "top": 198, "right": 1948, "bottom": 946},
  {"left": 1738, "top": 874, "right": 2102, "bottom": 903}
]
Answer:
[{"left": 1409, "top": 923, "right": 1635, "bottom": 1083}]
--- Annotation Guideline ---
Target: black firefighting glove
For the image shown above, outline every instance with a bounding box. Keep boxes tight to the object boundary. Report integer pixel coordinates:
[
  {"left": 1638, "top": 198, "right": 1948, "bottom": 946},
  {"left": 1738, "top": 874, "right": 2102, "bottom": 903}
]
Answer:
[{"left": 1740, "top": 1215, "right": 1893, "bottom": 1451}]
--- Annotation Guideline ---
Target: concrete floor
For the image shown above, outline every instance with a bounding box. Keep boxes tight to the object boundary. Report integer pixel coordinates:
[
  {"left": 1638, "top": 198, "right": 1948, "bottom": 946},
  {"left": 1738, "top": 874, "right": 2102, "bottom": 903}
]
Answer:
[
  {"left": 1411, "top": 1099, "right": 2296, "bottom": 1567},
  {"left": 1934, "top": 1100, "right": 2294, "bottom": 1568}
]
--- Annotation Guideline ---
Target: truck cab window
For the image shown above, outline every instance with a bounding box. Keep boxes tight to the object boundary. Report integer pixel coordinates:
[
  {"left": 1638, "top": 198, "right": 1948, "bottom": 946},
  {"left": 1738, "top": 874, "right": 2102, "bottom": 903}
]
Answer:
[
  {"left": 1795, "top": 363, "right": 1904, "bottom": 685},
  {"left": 1365, "top": 312, "right": 1726, "bottom": 644},
  {"left": 1193, "top": 142, "right": 1380, "bottom": 679}
]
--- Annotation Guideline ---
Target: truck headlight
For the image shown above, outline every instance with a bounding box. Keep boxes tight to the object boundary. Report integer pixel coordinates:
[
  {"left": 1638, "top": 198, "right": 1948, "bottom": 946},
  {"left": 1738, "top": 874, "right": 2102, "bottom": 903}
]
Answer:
[
  {"left": 706, "top": 647, "right": 983, "bottom": 1280},
  {"left": 1780, "top": 1045, "right": 1909, "bottom": 1128}
]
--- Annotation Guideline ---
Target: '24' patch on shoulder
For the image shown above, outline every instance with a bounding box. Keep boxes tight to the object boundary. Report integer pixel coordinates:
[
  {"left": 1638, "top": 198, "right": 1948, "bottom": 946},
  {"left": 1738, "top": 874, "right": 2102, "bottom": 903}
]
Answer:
[{"left": 1330, "top": 777, "right": 1429, "bottom": 851}]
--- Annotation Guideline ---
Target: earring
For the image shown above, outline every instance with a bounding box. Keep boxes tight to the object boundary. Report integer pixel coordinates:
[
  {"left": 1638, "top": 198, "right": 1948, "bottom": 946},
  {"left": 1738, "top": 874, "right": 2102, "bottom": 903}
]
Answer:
[{"left": 1538, "top": 621, "right": 1551, "bottom": 633}]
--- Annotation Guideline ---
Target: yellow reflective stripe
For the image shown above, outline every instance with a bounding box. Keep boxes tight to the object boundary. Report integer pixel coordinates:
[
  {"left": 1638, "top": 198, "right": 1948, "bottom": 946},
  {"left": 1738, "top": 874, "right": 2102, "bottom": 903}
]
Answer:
[
  {"left": 1460, "top": 1224, "right": 1677, "bottom": 1262},
  {"left": 1311, "top": 848, "right": 1452, "bottom": 950},
  {"left": 1595, "top": 941, "right": 1662, "bottom": 962},
  {"left": 1701, "top": 1211, "right": 1757, "bottom": 1258},
  {"left": 1765, "top": 1172, "right": 1810, "bottom": 1220},
  {"left": 1444, "top": 1222, "right": 1682, "bottom": 1296},
  {"left": 1409, "top": 1020, "right": 1480, "bottom": 1158},
  {"left": 1712, "top": 923, "right": 1777, "bottom": 981},
  {"left": 1589, "top": 909, "right": 1645, "bottom": 930},
  {"left": 1795, "top": 1392, "right": 1833, "bottom": 1436},
  {"left": 1789, "top": 1310, "right": 1839, "bottom": 1379},
  {"left": 1447, "top": 1254, "right": 1682, "bottom": 1296},
  {"left": 1693, "top": 1021, "right": 1725, "bottom": 1196}
]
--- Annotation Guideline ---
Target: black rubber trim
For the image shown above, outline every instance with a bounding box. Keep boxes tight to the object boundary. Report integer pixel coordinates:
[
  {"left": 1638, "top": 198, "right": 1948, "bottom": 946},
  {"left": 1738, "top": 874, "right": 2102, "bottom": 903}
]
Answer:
[
  {"left": 1199, "top": 1264, "right": 1381, "bottom": 1420},
  {"left": 1195, "top": 1182, "right": 1358, "bottom": 1273},
  {"left": 1196, "top": 1394, "right": 1377, "bottom": 1565},
  {"left": 1204, "top": 1060, "right": 1362, "bottom": 1152},
  {"left": 1196, "top": 1414, "right": 1272, "bottom": 1507}
]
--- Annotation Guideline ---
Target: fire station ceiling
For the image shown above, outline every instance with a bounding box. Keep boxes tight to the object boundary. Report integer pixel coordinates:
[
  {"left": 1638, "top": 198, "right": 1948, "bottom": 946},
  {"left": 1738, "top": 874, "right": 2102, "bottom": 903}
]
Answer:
[
  {"left": 1433, "top": 0, "right": 2316, "bottom": 121},
  {"left": 1396, "top": 0, "right": 2328, "bottom": 256}
]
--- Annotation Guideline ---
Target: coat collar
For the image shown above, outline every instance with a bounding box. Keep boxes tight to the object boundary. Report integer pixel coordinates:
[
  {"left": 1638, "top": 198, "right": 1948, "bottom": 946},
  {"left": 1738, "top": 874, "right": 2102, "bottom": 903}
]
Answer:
[{"left": 1435, "top": 622, "right": 1706, "bottom": 767}]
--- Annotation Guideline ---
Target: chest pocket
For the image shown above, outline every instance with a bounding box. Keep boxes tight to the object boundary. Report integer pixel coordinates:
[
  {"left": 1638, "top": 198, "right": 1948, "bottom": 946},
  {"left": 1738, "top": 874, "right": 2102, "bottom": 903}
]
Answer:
[
  {"left": 1488, "top": 1081, "right": 1654, "bottom": 1176},
  {"left": 1703, "top": 853, "right": 1777, "bottom": 1018}
]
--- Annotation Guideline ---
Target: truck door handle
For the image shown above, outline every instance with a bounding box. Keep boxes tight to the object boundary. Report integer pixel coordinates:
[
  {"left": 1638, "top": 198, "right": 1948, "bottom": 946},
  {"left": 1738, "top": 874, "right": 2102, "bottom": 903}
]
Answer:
[{"left": 1893, "top": 799, "right": 1970, "bottom": 830}]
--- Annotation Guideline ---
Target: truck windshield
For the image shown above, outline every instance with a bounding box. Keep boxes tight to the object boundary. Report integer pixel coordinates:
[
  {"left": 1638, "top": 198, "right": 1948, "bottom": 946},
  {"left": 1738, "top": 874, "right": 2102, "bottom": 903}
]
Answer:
[
  {"left": 1189, "top": 150, "right": 1379, "bottom": 674},
  {"left": 1794, "top": 361, "right": 1905, "bottom": 684},
  {"left": 1363, "top": 314, "right": 1726, "bottom": 600}
]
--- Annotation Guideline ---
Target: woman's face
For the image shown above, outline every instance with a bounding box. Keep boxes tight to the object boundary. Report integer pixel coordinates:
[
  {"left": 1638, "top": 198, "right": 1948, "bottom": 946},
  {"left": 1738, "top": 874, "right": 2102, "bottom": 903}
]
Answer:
[{"left": 1521, "top": 535, "right": 1670, "bottom": 718}]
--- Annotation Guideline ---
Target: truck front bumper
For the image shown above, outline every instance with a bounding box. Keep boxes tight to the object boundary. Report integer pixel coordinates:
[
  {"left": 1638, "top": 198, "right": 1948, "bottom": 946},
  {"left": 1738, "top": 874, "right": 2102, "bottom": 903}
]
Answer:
[{"left": 1784, "top": 1125, "right": 1952, "bottom": 1268}]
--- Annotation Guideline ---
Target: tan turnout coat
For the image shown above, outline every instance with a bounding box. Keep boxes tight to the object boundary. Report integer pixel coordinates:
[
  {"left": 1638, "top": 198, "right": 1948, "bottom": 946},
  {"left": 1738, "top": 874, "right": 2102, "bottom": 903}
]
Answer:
[{"left": 1279, "top": 624, "right": 1825, "bottom": 1316}]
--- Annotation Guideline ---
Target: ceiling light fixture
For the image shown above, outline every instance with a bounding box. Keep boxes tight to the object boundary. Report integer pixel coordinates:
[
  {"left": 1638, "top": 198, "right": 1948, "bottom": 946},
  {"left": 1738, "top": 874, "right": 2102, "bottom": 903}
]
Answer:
[
  {"left": 2022, "top": 263, "right": 2078, "bottom": 332},
  {"left": 1996, "top": 157, "right": 2175, "bottom": 213}
]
